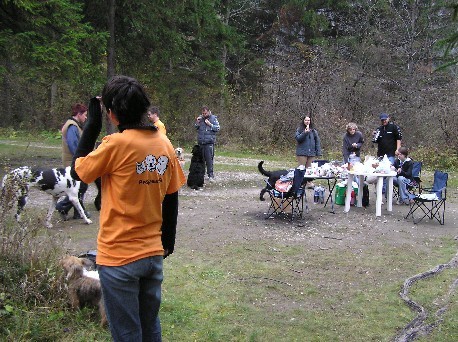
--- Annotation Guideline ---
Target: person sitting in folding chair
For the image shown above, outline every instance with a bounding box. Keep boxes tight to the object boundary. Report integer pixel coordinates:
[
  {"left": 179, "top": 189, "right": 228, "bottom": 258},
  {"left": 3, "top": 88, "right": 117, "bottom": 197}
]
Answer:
[
  {"left": 405, "top": 170, "right": 448, "bottom": 225},
  {"left": 391, "top": 147, "right": 413, "bottom": 205}
]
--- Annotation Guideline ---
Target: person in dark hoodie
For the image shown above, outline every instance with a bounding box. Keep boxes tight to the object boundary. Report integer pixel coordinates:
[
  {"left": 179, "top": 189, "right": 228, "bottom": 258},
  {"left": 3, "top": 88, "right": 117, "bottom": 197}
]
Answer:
[
  {"left": 295, "top": 115, "right": 322, "bottom": 168},
  {"left": 295, "top": 115, "right": 322, "bottom": 188}
]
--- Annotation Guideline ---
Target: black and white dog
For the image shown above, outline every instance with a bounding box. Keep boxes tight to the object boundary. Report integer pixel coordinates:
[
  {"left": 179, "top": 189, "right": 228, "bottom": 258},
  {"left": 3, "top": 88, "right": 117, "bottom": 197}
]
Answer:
[
  {"left": 187, "top": 145, "right": 205, "bottom": 190},
  {"left": 2, "top": 166, "right": 92, "bottom": 228},
  {"left": 258, "top": 161, "right": 288, "bottom": 201}
]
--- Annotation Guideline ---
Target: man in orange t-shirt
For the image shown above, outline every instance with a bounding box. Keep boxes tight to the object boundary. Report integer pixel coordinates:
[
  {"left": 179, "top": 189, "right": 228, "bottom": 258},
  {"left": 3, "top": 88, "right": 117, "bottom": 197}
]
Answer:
[
  {"left": 147, "top": 106, "right": 167, "bottom": 135},
  {"left": 71, "top": 76, "right": 185, "bottom": 341}
]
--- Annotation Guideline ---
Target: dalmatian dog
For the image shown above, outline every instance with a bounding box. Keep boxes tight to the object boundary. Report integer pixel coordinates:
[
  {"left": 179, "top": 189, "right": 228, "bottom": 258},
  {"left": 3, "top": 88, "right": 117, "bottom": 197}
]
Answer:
[{"left": 1, "top": 166, "right": 92, "bottom": 228}]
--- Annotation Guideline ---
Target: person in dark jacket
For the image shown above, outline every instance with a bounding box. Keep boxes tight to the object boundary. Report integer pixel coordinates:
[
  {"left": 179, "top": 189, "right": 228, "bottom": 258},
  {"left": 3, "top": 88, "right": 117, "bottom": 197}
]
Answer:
[
  {"left": 342, "top": 122, "right": 364, "bottom": 164},
  {"left": 295, "top": 115, "right": 322, "bottom": 168},
  {"left": 372, "top": 112, "right": 403, "bottom": 194},
  {"left": 372, "top": 112, "right": 402, "bottom": 164},
  {"left": 392, "top": 146, "right": 413, "bottom": 205},
  {"left": 195, "top": 105, "right": 220, "bottom": 181},
  {"left": 295, "top": 115, "right": 322, "bottom": 188}
]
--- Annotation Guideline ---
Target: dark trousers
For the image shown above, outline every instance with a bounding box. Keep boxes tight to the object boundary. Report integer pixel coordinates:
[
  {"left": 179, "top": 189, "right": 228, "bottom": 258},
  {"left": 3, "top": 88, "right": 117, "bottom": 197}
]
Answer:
[
  {"left": 200, "top": 144, "right": 214, "bottom": 178},
  {"left": 56, "top": 182, "right": 88, "bottom": 216}
]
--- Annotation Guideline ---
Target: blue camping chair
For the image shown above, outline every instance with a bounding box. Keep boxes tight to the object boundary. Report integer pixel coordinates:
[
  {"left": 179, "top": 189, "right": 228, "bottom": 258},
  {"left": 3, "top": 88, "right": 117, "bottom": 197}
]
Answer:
[
  {"left": 265, "top": 167, "right": 307, "bottom": 221},
  {"left": 407, "top": 161, "right": 423, "bottom": 195},
  {"left": 394, "top": 161, "right": 423, "bottom": 201},
  {"left": 405, "top": 170, "right": 448, "bottom": 225}
]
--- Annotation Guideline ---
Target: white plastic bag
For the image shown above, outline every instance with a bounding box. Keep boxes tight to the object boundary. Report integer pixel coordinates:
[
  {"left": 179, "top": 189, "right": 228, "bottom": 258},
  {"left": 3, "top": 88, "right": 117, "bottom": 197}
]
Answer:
[{"left": 375, "top": 154, "right": 392, "bottom": 174}]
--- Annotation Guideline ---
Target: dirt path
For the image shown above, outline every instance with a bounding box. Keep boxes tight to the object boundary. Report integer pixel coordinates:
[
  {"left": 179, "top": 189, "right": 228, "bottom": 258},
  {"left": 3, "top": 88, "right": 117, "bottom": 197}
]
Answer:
[{"left": 20, "top": 156, "right": 458, "bottom": 255}]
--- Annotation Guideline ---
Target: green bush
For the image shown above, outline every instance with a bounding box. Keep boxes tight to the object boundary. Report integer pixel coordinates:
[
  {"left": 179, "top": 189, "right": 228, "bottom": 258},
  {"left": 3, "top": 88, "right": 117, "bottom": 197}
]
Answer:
[
  {"left": 0, "top": 175, "right": 108, "bottom": 340},
  {"left": 412, "top": 147, "right": 458, "bottom": 171}
]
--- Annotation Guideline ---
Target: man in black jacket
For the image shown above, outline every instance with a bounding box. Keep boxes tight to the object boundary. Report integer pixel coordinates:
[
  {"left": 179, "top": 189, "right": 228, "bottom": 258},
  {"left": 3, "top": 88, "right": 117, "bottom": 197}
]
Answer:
[
  {"left": 372, "top": 112, "right": 403, "bottom": 194},
  {"left": 372, "top": 113, "right": 402, "bottom": 164},
  {"left": 195, "top": 105, "right": 220, "bottom": 182}
]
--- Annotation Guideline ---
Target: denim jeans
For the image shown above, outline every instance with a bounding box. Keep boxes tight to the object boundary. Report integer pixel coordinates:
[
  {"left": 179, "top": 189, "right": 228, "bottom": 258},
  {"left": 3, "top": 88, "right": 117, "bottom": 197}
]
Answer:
[
  {"left": 201, "top": 144, "right": 215, "bottom": 178},
  {"left": 98, "top": 256, "right": 163, "bottom": 342},
  {"left": 55, "top": 182, "right": 88, "bottom": 216},
  {"left": 393, "top": 175, "right": 410, "bottom": 202}
]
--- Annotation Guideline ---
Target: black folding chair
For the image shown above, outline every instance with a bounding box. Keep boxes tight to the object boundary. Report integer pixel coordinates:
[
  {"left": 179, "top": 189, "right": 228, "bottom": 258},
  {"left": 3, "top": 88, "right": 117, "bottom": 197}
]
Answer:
[
  {"left": 405, "top": 170, "right": 448, "bottom": 225},
  {"left": 265, "top": 168, "right": 307, "bottom": 221}
]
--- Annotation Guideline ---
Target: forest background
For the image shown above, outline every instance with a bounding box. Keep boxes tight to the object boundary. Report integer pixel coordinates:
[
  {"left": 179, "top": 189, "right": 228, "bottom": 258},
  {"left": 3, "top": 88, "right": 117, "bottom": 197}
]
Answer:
[{"left": 1, "top": 0, "right": 458, "bottom": 167}]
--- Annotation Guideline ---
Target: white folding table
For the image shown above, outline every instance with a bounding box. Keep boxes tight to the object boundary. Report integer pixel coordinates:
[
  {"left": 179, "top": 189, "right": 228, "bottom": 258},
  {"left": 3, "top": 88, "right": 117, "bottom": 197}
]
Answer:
[{"left": 344, "top": 171, "right": 397, "bottom": 217}]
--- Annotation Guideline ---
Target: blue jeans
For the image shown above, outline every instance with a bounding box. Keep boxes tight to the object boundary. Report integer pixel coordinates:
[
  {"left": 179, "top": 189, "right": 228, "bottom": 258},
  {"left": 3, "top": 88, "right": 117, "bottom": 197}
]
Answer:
[
  {"left": 98, "top": 256, "right": 163, "bottom": 342},
  {"left": 201, "top": 144, "right": 215, "bottom": 178},
  {"left": 393, "top": 175, "right": 410, "bottom": 202}
]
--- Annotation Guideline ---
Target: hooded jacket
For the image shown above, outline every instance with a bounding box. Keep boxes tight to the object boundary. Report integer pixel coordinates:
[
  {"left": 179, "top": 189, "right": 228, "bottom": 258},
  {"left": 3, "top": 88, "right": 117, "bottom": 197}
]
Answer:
[{"left": 295, "top": 128, "right": 322, "bottom": 157}]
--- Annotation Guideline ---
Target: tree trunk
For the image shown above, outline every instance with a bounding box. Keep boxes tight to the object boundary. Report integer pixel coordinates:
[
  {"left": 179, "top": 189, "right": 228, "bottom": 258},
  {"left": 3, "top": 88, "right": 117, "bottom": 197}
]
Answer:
[
  {"left": 50, "top": 80, "right": 57, "bottom": 117},
  {"left": 220, "top": 0, "right": 229, "bottom": 110},
  {"left": 106, "top": 0, "right": 116, "bottom": 134}
]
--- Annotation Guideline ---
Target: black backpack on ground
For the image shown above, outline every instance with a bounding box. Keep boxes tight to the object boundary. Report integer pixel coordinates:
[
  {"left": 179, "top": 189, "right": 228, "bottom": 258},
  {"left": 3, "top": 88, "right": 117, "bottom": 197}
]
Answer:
[{"left": 362, "top": 184, "right": 369, "bottom": 207}]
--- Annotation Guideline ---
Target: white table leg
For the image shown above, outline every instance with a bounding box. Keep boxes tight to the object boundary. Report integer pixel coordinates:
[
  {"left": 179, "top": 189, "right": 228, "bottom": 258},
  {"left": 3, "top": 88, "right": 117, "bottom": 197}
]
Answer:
[
  {"left": 375, "top": 176, "right": 383, "bottom": 216},
  {"left": 344, "top": 174, "right": 353, "bottom": 212},
  {"left": 356, "top": 175, "right": 364, "bottom": 208},
  {"left": 387, "top": 176, "right": 393, "bottom": 212}
]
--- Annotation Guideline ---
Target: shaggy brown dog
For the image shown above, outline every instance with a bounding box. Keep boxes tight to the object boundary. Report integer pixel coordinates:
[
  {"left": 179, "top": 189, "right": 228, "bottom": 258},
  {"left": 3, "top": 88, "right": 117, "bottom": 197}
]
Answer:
[{"left": 61, "top": 255, "right": 106, "bottom": 326}]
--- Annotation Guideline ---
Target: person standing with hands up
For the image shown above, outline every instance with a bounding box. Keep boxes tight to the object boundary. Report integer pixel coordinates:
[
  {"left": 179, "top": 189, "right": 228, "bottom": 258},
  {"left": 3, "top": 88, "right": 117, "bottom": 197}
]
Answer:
[
  {"left": 372, "top": 113, "right": 402, "bottom": 164},
  {"left": 372, "top": 112, "right": 403, "bottom": 194},
  {"left": 295, "top": 115, "right": 322, "bottom": 188},
  {"left": 70, "top": 75, "right": 186, "bottom": 341},
  {"left": 195, "top": 105, "right": 220, "bottom": 182},
  {"left": 295, "top": 115, "right": 322, "bottom": 168}
]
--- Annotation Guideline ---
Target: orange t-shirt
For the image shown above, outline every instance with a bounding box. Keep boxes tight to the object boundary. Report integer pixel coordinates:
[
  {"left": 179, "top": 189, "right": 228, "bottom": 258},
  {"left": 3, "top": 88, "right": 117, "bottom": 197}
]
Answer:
[
  {"left": 155, "top": 119, "right": 167, "bottom": 135},
  {"left": 75, "top": 129, "right": 186, "bottom": 266}
]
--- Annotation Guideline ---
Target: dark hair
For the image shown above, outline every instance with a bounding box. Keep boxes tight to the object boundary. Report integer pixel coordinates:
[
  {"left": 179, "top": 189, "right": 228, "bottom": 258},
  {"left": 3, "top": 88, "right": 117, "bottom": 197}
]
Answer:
[
  {"left": 398, "top": 146, "right": 409, "bottom": 156},
  {"left": 298, "top": 115, "right": 314, "bottom": 131},
  {"left": 148, "top": 106, "right": 160, "bottom": 116},
  {"left": 202, "top": 105, "right": 209, "bottom": 111},
  {"left": 71, "top": 103, "right": 88, "bottom": 117},
  {"left": 102, "top": 75, "right": 151, "bottom": 126}
]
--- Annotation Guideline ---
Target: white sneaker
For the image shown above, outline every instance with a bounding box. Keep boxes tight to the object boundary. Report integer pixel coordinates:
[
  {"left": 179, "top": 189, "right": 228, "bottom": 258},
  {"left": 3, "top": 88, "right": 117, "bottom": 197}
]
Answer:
[{"left": 208, "top": 177, "right": 216, "bottom": 183}]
